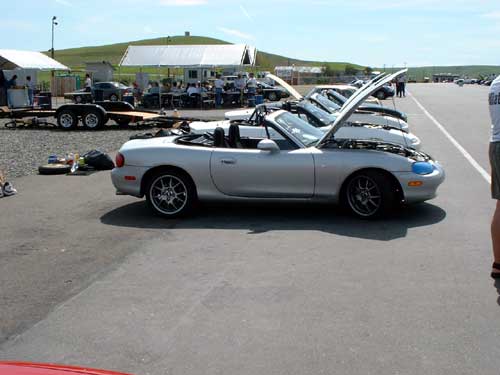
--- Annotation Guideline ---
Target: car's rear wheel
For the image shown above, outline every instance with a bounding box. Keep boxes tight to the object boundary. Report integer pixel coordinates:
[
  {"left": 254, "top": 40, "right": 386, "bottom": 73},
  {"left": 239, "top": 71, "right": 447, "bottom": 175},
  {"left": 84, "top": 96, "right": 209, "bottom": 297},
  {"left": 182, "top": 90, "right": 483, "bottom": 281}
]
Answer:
[
  {"left": 343, "top": 170, "right": 396, "bottom": 219},
  {"left": 146, "top": 170, "right": 196, "bottom": 218},
  {"left": 82, "top": 109, "right": 104, "bottom": 130}
]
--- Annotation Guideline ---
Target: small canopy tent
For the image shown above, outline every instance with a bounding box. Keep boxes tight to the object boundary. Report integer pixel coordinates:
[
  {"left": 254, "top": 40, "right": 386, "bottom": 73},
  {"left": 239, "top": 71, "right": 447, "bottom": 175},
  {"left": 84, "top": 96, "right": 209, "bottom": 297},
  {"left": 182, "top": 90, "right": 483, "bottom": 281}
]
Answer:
[
  {"left": 0, "top": 50, "right": 69, "bottom": 108},
  {"left": 119, "top": 44, "right": 257, "bottom": 68},
  {"left": 0, "top": 49, "right": 69, "bottom": 71}
]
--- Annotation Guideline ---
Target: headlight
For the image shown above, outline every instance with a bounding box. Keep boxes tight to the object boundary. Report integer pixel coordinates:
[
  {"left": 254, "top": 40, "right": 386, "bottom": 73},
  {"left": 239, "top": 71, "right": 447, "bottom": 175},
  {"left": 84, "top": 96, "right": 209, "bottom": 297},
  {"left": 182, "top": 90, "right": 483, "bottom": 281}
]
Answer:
[{"left": 412, "top": 161, "right": 434, "bottom": 175}]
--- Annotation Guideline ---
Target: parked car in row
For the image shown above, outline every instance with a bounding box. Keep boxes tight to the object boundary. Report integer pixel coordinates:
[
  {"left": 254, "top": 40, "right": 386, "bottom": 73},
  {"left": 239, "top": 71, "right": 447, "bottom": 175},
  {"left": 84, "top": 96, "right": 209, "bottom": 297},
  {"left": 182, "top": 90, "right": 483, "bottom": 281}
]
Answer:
[
  {"left": 64, "top": 82, "right": 130, "bottom": 103},
  {"left": 306, "top": 86, "right": 408, "bottom": 122}
]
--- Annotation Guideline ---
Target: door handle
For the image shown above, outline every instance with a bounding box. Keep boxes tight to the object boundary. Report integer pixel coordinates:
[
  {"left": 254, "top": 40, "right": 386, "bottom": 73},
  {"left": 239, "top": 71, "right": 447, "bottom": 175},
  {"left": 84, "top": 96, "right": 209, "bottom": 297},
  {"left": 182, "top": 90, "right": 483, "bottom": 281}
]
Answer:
[{"left": 220, "top": 158, "right": 236, "bottom": 165}]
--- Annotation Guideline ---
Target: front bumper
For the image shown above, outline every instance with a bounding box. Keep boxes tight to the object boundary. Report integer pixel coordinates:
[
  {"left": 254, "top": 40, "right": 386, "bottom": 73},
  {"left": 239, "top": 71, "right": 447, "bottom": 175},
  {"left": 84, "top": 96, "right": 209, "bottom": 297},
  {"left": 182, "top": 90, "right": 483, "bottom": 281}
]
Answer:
[
  {"left": 395, "top": 162, "right": 445, "bottom": 204},
  {"left": 111, "top": 165, "right": 150, "bottom": 197}
]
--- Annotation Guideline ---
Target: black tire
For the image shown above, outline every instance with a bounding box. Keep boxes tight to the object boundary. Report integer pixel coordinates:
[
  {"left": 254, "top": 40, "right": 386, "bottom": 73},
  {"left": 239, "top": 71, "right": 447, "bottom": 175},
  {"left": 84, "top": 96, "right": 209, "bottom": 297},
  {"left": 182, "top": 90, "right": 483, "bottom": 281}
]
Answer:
[
  {"left": 376, "top": 90, "right": 386, "bottom": 100},
  {"left": 267, "top": 91, "right": 278, "bottom": 101},
  {"left": 38, "top": 163, "right": 71, "bottom": 175},
  {"left": 145, "top": 169, "right": 197, "bottom": 218},
  {"left": 82, "top": 109, "right": 104, "bottom": 130},
  {"left": 57, "top": 109, "right": 78, "bottom": 130},
  {"left": 342, "top": 170, "right": 396, "bottom": 219},
  {"left": 74, "top": 95, "right": 83, "bottom": 104},
  {"left": 109, "top": 94, "right": 118, "bottom": 102}
]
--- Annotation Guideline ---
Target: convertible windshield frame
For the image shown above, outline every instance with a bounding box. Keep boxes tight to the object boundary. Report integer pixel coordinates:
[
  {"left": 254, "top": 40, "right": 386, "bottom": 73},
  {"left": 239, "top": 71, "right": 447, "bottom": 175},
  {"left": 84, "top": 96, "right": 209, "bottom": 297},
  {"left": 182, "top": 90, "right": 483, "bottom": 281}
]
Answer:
[
  {"left": 310, "top": 93, "right": 341, "bottom": 113},
  {"left": 300, "top": 102, "right": 337, "bottom": 126}
]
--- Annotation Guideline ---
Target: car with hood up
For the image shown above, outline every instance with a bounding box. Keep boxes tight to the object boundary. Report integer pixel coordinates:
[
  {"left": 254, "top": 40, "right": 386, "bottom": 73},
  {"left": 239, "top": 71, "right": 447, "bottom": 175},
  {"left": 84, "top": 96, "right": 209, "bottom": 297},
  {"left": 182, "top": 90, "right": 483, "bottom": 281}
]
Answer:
[
  {"left": 111, "top": 69, "right": 444, "bottom": 219},
  {"left": 226, "top": 74, "right": 410, "bottom": 133},
  {"left": 306, "top": 86, "right": 408, "bottom": 122},
  {"left": 201, "top": 100, "right": 421, "bottom": 150}
]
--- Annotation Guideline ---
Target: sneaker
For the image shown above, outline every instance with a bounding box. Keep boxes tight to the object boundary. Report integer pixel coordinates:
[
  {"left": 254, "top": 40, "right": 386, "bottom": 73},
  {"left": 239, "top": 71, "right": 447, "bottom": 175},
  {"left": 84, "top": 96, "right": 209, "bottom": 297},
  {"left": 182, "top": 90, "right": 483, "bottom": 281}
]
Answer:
[{"left": 3, "top": 181, "right": 17, "bottom": 196}]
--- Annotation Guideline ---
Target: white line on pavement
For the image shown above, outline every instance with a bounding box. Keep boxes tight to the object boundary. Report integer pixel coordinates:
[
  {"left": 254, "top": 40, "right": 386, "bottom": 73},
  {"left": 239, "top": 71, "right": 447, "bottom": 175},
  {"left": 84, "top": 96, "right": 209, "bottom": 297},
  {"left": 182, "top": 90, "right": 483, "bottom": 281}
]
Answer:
[{"left": 409, "top": 92, "right": 491, "bottom": 183}]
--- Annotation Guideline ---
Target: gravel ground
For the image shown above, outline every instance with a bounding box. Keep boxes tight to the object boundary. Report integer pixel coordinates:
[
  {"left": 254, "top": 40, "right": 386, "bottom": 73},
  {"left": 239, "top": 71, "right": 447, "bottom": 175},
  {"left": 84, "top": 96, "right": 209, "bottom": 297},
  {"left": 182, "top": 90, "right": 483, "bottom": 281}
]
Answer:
[{"left": 0, "top": 119, "right": 161, "bottom": 179}]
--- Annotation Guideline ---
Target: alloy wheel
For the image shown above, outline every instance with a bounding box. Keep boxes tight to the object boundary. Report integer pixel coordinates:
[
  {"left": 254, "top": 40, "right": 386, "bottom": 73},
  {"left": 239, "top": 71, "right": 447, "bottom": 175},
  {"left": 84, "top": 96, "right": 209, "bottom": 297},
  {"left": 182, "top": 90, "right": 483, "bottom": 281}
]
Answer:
[
  {"left": 150, "top": 175, "right": 188, "bottom": 215},
  {"left": 346, "top": 175, "right": 382, "bottom": 217}
]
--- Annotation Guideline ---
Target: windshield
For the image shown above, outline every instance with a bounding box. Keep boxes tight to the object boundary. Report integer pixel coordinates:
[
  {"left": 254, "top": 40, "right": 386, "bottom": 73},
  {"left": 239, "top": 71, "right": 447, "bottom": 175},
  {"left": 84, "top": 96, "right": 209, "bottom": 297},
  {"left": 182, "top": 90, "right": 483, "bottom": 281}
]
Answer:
[
  {"left": 301, "top": 102, "right": 337, "bottom": 126},
  {"left": 327, "top": 90, "right": 347, "bottom": 104},
  {"left": 274, "top": 111, "right": 324, "bottom": 147},
  {"left": 311, "top": 94, "right": 341, "bottom": 113}
]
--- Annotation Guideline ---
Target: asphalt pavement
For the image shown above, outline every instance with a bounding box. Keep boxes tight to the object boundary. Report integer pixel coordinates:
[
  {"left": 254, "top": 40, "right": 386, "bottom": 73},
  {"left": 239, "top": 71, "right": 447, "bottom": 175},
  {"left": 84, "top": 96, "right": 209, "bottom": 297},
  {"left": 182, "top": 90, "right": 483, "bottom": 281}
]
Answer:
[{"left": 1, "top": 83, "right": 499, "bottom": 375}]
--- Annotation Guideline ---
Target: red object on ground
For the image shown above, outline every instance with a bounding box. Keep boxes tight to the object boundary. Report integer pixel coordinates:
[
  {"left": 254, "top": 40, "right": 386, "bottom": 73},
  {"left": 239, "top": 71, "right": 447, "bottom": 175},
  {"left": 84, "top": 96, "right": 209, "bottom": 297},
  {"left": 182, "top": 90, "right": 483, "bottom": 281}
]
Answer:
[{"left": 0, "top": 362, "right": 133, "bottom": 375}]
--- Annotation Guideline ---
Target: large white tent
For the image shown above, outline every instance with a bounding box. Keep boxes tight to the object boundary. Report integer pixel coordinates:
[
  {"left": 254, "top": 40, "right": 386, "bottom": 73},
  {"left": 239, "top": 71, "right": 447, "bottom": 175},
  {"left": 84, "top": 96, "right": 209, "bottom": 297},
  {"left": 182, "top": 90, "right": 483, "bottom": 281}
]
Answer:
[
  {"left": 119, "top": 44, "right": 256, "bottom": 68},
  {"left": 0, "top": 49, "right": 69, "bottom": 70}
]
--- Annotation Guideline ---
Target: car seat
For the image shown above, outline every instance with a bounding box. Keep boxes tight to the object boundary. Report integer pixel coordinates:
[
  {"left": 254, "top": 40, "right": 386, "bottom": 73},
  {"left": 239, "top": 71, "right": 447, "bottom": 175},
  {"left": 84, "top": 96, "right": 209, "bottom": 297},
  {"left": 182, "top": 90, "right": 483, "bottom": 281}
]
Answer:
[
  {"left": 228, "top": 124, "right": 244, "bottom": 148},
  {"left": 213, "top": 127, "right": 226, "bottom": 148}
]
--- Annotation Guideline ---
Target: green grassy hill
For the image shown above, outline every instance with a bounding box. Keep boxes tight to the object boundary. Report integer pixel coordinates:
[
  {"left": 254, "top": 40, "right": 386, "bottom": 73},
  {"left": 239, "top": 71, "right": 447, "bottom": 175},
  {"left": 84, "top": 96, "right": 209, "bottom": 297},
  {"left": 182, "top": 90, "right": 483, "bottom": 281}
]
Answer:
[
  {"left": 381, "top": 65, "right": 500, "bottom": 80},
  {"left": 48, "top": 35, "right": 364, "bottom": 72}
]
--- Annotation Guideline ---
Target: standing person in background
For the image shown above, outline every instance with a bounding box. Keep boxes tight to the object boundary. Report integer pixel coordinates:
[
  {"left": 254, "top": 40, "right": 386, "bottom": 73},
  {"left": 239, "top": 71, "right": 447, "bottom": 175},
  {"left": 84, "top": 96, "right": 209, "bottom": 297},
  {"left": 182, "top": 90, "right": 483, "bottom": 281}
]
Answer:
[
  {"left": 0, "top": 71, "right": 7, "bottom": 107},
  {"left": 246, "top": 72, "right": 257, "bottom": 107},
  {"left": 6, "top": 75, "right": 18, "bottom": 108},
  {"left": 214, "top": 74, "right": 224, "bottom": 108},
  {"left": 488, "top": 74, "right": 500, "bottom": 279},
  {"left": 397, "top": 74, "right": 406, "bottom": 97},
  {"left": 26, "top": 76, "right": 35, "bottom": 106},
  {"left": 235, "top": 74, "right": 246, "bottom": 106},
  {"left": 84, "top": 74, "right": 92, "bottom": 92}
]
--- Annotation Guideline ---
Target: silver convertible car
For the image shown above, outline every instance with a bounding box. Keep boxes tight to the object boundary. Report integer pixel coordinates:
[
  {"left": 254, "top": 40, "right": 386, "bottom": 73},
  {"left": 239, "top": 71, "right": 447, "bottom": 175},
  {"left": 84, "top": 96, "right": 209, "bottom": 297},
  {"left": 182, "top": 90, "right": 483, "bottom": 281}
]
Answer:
[{"left": 111, "top": 70, "right": 445, "bottom": 219}]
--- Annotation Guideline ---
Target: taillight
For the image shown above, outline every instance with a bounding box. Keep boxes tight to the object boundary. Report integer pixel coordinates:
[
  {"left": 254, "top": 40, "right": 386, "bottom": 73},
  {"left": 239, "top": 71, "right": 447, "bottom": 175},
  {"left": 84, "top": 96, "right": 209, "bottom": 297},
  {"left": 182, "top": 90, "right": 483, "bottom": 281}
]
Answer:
[{"left": 116, "top": 152, "right": 125, "bottom": 168}]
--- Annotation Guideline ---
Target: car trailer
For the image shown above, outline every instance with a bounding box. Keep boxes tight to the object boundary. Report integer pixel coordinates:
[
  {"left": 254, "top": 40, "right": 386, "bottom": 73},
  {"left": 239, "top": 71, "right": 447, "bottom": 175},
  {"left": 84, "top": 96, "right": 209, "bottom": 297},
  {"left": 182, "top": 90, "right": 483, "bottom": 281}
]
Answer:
[{"left": 1, "top": 101, "right": 203, "bottom": 130}]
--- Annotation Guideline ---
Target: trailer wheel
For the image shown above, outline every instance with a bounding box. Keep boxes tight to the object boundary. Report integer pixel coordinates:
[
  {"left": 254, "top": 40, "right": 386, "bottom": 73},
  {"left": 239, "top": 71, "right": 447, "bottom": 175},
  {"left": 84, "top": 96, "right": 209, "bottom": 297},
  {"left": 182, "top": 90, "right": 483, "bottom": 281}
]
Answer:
[
  {"left": 57, "top": 109, "right": 78, "bottom": 130},
  {"left": 82, "top": 109, "right": 104, "bottom": 130}
]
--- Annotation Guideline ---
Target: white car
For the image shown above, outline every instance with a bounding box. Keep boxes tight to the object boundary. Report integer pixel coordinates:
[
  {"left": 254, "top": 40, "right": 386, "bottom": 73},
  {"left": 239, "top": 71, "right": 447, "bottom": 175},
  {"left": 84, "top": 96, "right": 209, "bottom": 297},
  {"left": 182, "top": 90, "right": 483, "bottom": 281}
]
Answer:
[{"left": 197, "top": 102, "right": 421, "bottom": 150}]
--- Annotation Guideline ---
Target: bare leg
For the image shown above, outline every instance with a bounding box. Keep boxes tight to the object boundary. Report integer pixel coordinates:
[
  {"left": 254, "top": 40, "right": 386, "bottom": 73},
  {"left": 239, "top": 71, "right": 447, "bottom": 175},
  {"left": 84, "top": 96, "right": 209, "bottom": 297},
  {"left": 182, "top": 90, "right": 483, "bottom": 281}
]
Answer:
[{"left": 492, "top": 200, "right": 500, "bottom": 273}]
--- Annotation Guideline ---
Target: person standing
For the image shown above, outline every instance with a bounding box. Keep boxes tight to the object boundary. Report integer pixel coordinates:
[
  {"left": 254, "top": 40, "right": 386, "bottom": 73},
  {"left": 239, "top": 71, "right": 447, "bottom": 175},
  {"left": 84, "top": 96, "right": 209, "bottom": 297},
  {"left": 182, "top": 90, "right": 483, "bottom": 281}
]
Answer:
[
  {"left": 214, "top": 74, "right": 224, "bottom": 108},
  {"left": 235, "top": 74, "right": 246, "bottom": 106},
  {"left": 26, "top": 76, "right": 35, "bottom": 106},
  {"left": 84, "top": 74, "right": 92, "bottom": 92},
  {"left": 6, "top": 75, "right": 18, "bottom": 108},
  {"left": 489, "top": 74, "right": 500, "bottom": 278},
  {"left": 0, "top": 71, "right": 7, "bottom": 107},
  {"left": 246, "top": 72, "right": 257, "bottom": 107},
  {"left": 397, "top": 74, "right": 405, "bottom": 98}
]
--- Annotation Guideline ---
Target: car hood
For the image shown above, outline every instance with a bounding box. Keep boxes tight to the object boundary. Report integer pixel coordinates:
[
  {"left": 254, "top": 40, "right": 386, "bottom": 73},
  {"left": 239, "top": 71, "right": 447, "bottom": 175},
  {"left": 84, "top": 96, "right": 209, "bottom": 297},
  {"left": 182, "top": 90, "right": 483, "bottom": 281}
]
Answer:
[
  {"left": 317, "top": 69, "right": 408, "bottom": 146},
  {"left": 265, "top": 74, "right": 303, "bottom": 100}
]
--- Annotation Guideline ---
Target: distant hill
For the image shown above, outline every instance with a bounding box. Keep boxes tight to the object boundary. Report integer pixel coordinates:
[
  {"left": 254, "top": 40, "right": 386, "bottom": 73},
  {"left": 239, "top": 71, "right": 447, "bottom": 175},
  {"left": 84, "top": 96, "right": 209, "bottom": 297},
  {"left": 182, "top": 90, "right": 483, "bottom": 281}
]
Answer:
[
  {"left": 48, "top": 35, "right": 500, "bottom": 79},
  {"left": 48, "top": 35, "right": 364, "bottom": 72}
]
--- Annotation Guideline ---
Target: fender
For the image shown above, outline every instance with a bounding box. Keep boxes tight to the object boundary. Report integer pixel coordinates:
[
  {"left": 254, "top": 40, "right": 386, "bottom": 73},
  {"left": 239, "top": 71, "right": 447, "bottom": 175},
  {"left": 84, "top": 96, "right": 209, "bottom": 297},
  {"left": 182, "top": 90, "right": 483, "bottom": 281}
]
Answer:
[{"left": 55, "top": 103, "right": 107, "bottom": 118}]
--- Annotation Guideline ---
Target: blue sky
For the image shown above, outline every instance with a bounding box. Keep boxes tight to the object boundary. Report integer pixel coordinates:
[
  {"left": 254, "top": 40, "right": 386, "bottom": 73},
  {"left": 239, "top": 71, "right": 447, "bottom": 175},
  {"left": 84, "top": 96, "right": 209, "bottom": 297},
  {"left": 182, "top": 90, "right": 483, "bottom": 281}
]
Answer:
[{"left": 2, "top": 0, "right": 500, "bottom": 67}]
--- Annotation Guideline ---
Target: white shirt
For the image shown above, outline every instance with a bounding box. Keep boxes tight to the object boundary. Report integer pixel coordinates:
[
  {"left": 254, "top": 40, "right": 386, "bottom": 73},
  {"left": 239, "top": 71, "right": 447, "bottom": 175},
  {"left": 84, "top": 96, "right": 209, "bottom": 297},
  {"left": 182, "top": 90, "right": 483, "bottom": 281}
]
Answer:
[
  {"left": 187, "top": 86, "right": 199, "bottom": 95},
  {"left": 214, "top": 79, "right": 224, "bottom": 89},
  {"left": 235, "top": 78, "right": 246, "bottom": 90},
  {"left": 85, "top": 77, "right": 92, "bottom": 88},
  {"left": 490, "top": 75, "right": 500, "bottom": 142},
  {"left": 246, "top": 77, "right": 257, "bottom": 88}
]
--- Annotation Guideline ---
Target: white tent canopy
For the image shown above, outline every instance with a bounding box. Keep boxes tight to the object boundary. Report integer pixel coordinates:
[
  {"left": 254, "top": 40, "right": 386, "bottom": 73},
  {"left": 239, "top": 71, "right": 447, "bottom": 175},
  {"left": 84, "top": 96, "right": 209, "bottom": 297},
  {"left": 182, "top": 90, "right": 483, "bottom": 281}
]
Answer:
[
  {"left": 119, "top": 44, "right": 257, "bottom": 68},
  {"left": 0, "top": 49, "right": 69, "bottom": 70}
]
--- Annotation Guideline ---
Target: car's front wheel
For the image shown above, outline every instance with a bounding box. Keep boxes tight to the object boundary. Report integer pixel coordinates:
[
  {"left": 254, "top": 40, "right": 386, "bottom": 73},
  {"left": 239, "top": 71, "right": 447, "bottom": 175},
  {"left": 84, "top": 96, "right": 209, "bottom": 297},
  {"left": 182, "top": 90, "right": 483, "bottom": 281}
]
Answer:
[
  {"left": 146, "top": 170, "right": 197, "bottom": 218},
  {"left": 343, "top": 170, "right": 396, "bottom": 219},
  {"left": 267, "top": 91, "right": 278, "bottom": 101}
]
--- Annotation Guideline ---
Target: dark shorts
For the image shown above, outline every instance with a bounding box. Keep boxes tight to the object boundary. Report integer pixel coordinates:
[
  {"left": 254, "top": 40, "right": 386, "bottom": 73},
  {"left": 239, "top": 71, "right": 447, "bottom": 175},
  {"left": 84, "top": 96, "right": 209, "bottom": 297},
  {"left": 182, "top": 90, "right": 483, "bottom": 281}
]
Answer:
[{"left": 490, "top": 142, "right": 500, "bottom": 199}]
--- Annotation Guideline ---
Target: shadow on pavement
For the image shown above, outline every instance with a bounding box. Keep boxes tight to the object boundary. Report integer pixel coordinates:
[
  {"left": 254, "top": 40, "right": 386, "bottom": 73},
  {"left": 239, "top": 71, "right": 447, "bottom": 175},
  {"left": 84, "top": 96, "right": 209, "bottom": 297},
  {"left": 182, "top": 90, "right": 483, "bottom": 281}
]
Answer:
[{"left": 100, "top": 200, "right": 446, "bottom": 241}]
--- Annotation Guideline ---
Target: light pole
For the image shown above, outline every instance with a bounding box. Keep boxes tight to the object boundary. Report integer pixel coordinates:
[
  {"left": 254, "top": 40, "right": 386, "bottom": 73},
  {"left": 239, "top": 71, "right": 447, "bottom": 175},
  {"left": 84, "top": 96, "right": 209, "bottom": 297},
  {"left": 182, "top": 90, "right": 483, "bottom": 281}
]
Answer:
[{"left": 51, "top": 16, "right": 58, "bottom": 59}]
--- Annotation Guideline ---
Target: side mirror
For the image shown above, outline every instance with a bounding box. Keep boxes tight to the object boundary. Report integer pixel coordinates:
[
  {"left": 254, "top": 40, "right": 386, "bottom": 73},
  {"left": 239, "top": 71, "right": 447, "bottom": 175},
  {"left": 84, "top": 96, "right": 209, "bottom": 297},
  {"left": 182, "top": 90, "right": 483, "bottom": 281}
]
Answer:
[{"left": 257, "top": 139, "right": 280, "bottom": 153}]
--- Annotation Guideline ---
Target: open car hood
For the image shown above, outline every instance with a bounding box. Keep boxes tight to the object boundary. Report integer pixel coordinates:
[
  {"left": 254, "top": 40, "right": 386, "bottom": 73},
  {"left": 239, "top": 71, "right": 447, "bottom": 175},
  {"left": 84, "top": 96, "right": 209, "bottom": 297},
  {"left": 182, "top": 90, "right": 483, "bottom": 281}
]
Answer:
[
  {"left": 317, "top": 69, "right": 407, "bottom": 147},
  {"left": 265, "top": 74, "right": 303, "bottom": 100}
]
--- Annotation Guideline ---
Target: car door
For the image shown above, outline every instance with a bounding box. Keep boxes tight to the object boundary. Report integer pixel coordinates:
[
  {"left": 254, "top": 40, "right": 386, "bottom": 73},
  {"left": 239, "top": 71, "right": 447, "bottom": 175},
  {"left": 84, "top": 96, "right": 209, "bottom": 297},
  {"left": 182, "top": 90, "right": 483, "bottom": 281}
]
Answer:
[{"left": 209, "top": 135, "right": 314, "bottom": 198}]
